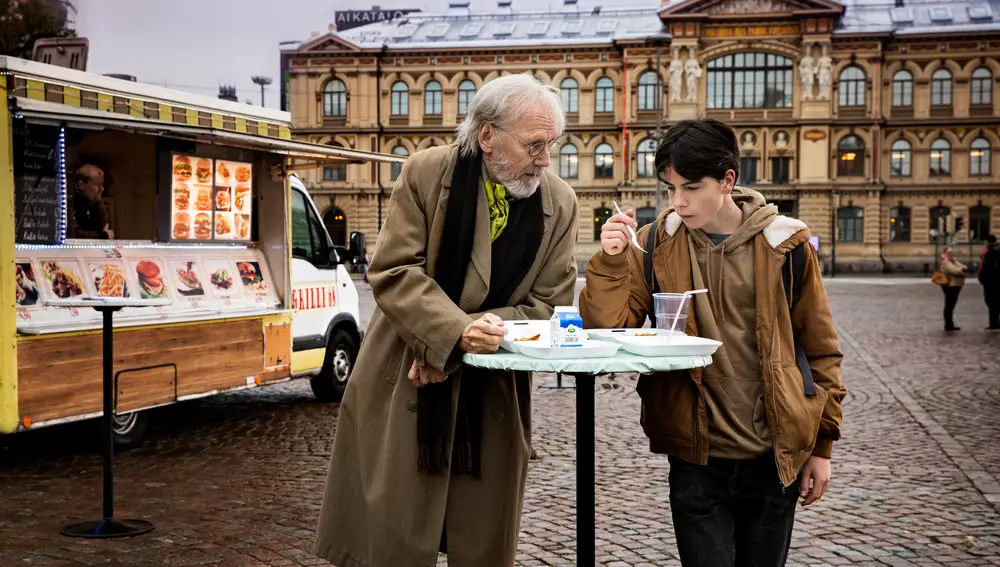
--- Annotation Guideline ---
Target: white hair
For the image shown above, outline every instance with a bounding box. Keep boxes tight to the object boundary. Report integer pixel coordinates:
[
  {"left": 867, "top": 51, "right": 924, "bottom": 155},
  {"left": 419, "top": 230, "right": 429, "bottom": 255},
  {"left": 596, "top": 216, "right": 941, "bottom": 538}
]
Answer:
[{"left": 455, "top": 73, "right": 565, "bottom": 158}]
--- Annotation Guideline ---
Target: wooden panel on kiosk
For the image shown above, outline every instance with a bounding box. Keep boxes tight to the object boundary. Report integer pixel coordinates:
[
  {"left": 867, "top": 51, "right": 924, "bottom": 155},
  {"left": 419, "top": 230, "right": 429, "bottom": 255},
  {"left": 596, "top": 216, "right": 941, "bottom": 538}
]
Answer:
[
  {"left": 263, "top": 321, "right": 291, "bottom": 370},
  {"left": 17, "top": 318, "right": 265, "bottom": 423}
]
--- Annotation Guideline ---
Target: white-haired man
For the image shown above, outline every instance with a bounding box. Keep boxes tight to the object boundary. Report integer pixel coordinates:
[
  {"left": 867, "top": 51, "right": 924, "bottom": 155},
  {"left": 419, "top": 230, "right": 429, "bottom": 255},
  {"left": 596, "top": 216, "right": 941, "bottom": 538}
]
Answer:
[{"left": 314, "top": 73, "right": 580, "bottom": 567}]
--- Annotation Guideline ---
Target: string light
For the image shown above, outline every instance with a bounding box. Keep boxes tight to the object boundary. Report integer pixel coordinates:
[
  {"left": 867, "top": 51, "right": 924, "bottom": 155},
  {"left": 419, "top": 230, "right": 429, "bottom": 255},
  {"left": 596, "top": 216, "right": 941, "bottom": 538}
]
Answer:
[
  {"left": 16, "top": 242, "right": 249, "bottom": 251},
  {"left": 58, "top": 127, "right": 67, "bottom": 245}
]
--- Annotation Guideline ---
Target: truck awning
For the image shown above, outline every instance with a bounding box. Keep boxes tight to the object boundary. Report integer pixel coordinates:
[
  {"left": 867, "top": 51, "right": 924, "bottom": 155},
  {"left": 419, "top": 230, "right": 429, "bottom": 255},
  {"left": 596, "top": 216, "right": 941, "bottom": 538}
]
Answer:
[{"left": 11, "top": 97, "right": 406, "bottom": 164}]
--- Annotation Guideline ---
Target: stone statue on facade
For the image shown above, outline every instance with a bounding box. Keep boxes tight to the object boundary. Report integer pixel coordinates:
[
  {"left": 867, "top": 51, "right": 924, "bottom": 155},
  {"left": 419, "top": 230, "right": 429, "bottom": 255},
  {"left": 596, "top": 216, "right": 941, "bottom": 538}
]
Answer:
[
  {"left": 816, "top": 44, "right": 833, "bottom": 100},
  {"left": 668, "top": 49, "right": 684, "bottom": 103},
  {"left": 799, "top": 42, "right": 816, "bottom": 101},
  {"left": 684, "top": 47, "right": 702, "bottom": 103}
]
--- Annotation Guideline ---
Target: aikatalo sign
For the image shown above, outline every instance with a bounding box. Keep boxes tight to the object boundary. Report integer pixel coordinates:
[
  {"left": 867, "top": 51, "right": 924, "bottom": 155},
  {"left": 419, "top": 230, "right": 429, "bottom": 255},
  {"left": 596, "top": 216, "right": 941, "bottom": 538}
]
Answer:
[{"left": 334, "top": 9, "right": 421, "bottom": 32}]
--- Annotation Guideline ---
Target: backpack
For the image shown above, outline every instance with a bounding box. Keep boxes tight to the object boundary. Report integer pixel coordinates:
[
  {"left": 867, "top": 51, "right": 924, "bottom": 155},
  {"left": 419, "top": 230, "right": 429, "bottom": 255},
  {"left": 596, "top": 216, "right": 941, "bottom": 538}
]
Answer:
[{"left": 643, "top": 220, "right": 817, "bottom": 397}]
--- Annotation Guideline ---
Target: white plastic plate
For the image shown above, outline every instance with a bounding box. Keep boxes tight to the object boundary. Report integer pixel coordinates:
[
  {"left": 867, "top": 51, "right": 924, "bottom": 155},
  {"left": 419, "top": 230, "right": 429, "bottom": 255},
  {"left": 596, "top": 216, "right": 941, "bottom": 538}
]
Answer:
[
  {"left": 501, "top": 339, "right": 621, "bottom": 359},
  {"left": 587, "top": 328, "right": 685, "bottom": 341},
  {"left": 612, "top": 335, "right": 722, "bottom": 358}
]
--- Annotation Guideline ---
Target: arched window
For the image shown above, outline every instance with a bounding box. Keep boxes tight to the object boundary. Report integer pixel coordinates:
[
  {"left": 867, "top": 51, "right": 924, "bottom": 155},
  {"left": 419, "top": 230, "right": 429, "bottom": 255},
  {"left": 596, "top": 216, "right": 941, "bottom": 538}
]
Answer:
[
  {"left": 323, "top": 142, "right": 348, "bottom": 181},
  {"left": 595, "top": 77, "right": 614, "bottom": 113},
  {"left": 837, "top": 136, "right": 865, "bottom": 177},
  {"left": 390, "top": 81, "right": 409, "bottom": 116},
  {"left": 637, "top": 71, "right": 659, "bottom": 111},
  {"left": 323, "top": 207, "right": 348, "bottom": 247},
  {"left": 424, "top": 81, "right": 442, "bottom": 115},
  {"left": 559, "top": 144, "right": 578, "bottom": 179},
  {"left": 837, "top": 206, "right": 864, "bottom": 242},
  {"left": 892, "top": 70, "right": 913, "bottom": 107},
  {"left": 561, "top": 78, "right": 579, "bottom": 113},
  {"left": 390, "top": 145, "right": 408, "bottom": 180},
  {"left": 594, "top": 143, "right": 614, "bottom": 179},
  {"left": 323, "top": 79, "right": 347, "bottom": 117},
  {"left": 972, "top": 67, "right": 993, "bottom": 106},
  {"left": 929, "top": 138, "right": 951, "bottom": 176},
  {"left": 458, "top": 80, "right": 476, "bottom": 115},
  {"left": 636, "top": 138, "right": 657, "bottom": 178},
  {"left": 890, "top": 139, "right": 911, "bottom": 177},
  {"left": 970, "top": 205, "right": 992, "bottom": 242},
  {"left": 706, "top": 52, "right": 793, "bottom": 109},
  {"left": 838, "top": 66, "right": 865, "bottom": 108},
  {"left": 970, "top": 137, "right": 991, "bottom": 176},
  {"left": 636, "top": 206, "right": 657, "bottom": 227},
  {"left": 889, "top": 206, "right": 910, "bottom": 242},
  {"left": 931, "top": 68, "right": 952, "bottom": 107}
]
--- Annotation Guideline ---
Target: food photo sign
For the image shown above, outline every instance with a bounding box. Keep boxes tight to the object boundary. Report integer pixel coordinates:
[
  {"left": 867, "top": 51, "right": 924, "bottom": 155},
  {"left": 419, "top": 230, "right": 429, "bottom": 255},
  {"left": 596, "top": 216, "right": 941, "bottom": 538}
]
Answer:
[{"left": 169, "top": 154, "right": 252, "bottom": 243}]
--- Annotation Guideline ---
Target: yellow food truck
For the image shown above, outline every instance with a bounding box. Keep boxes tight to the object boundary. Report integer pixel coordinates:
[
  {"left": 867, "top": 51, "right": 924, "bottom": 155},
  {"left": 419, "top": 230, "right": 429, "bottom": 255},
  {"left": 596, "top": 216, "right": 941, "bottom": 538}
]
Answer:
[{"left": 0, "top": 56, "right": 403, "bottom": 446}]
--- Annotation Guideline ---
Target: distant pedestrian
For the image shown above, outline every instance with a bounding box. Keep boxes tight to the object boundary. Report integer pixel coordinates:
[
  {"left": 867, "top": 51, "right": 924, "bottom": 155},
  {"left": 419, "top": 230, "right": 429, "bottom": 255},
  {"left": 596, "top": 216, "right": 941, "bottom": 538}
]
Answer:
[
  {"left": 939, "top": 246, "right": 966, "bottom": 332},
  {"left": 978, "top": 234, "right": 1000, "bottom": 331}
]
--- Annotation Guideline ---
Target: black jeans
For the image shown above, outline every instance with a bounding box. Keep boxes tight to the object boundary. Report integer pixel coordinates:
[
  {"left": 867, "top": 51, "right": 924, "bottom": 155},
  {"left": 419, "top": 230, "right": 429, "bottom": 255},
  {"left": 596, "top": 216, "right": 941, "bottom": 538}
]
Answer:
[
  {"left": 943, "top": 286, "right": 962, "bottom": 329},
  {"left": 985, "top": 286, "right": 1000, "bottom": 329},
  {"left": 668, "top": 453, "right": 800, "bottom": 567}
]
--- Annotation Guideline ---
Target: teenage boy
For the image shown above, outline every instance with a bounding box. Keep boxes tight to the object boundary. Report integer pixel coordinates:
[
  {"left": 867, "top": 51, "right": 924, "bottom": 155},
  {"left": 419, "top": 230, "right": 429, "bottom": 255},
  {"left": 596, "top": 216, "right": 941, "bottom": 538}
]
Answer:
[{"left": 579, "top": 119, "right": 847, "bottom": 567}]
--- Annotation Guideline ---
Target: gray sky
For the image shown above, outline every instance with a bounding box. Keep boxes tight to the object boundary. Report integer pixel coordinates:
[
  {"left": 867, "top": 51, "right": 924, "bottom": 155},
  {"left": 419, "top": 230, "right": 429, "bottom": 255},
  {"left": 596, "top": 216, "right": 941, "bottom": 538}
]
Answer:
[{"left": 76, "top": 0, "right": 639, "bottom": 110}]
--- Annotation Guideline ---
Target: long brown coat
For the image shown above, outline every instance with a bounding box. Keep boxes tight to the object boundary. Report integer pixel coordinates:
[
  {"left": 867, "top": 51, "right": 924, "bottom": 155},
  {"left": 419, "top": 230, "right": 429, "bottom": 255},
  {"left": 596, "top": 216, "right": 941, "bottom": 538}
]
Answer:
[{"left": 314, "top": 145, "right": 579, "bottom": 567}]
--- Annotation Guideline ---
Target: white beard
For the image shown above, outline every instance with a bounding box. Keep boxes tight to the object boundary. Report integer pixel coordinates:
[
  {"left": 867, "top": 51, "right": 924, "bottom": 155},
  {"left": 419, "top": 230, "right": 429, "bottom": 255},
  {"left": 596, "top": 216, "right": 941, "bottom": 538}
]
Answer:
[{"left": 485, "top": 147, "right": 542, "bottom": 199}]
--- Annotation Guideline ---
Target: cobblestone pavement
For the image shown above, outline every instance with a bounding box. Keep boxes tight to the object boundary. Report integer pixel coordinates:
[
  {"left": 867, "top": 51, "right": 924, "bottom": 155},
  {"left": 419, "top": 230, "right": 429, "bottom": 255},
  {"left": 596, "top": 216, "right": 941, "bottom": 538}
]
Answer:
[{"left": 1, "top": 279, "right": 999, "bottom": 566}]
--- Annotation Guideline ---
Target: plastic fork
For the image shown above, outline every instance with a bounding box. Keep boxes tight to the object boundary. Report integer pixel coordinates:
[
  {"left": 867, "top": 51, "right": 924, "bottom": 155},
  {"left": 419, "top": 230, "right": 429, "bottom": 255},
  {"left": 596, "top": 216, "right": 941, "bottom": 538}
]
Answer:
[{"left": 612, "top": 200, "right": 646, "bottom": 253}]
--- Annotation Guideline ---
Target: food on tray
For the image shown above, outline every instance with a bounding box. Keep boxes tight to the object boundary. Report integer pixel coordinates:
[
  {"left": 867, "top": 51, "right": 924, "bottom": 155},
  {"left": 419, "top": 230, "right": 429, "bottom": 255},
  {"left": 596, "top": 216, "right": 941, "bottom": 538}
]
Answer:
[
  {"left": 514, "top": 334, "right": 541, "bottom": 342},
  {"left": 195, "top": 187, "right": 212, "bottom": 211},
  {"left": 173, "top": 156, "right": 192, "bottom": 180},
  {"left": 236, "top": 214, "right": 250, "bottom": 239},
  {"left": 15, "top": 263, "right": 40, "bottom": 306},
  {"left": 215, "top": 214, "right": 231, "bottom": 236},
  {"left": 210, "top": 268, "right": 234, "bottom": 290},
  {"left": 42, "top": 261, "right": 84, "bottom": 298},
  {"left": 196, "top": 158, "right": 212, "bottom": 183},
  {"left": 234, "top": 185, "right": 250, "bottom": 211},
  {"left": 237, "top": 261, "right": 266, "bottom": 291},
  {"left": 193, "top": 213, "right": 212, "bottom": 239},
  {"left": 634, "top": 332, "right": 658, "bottom": 336},
  {"left": 135, "top": 260, "right": 166, "bottom": 299},
  {"left": 216, "top": 161, "right": 231, "bottom": 182},
  {"left": 175, "top": 261, "right": 205, "bottom": 296},
  {"left": 173, "top": 212, "right": 190, "bottom": 239},
  {"left": 174, "top": 183, "right": 190, "bottom": 210},
  {"left": 95, "top": 263, "right": 127, "bottom": 297},
  {"left": 215, "top": 187, "right": 231, "bottom": 211},
  {"left": 235, "top": 165, "right": 251, "bottom": 183}
]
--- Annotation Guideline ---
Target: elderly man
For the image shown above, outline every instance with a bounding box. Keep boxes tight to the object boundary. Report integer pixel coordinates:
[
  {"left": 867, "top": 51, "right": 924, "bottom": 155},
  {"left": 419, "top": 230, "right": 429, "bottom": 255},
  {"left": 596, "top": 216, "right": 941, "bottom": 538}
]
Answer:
[
  {"left": 71, "top": 164, "right": 113, "bottom": 239},
  {"left": 314, "top": 73, "right": 580, "bottom": 567}
]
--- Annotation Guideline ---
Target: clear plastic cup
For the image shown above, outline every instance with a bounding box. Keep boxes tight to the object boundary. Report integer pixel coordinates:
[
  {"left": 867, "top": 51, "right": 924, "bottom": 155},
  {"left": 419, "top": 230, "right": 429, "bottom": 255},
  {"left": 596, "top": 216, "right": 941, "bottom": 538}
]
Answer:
[{"left": 653, "top": 293, "right": 691, "bottom": 332}]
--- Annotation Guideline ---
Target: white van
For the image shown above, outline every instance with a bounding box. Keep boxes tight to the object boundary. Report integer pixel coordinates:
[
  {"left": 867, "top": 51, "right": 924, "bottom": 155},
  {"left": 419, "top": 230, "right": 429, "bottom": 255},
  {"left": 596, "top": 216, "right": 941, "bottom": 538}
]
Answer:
[{"left": 289, "top": 174, "right": 362, "bottom": 403}]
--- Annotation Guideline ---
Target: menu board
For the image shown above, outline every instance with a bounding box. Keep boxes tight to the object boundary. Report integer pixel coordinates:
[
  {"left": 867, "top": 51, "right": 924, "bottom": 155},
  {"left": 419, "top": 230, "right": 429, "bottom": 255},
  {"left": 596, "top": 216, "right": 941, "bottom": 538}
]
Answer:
[
  {"left": 170, "top": 155, "right": 252, "bottom": 242},
  {"left": 13, "top": 121, "right": 62, "bottom": 245}
]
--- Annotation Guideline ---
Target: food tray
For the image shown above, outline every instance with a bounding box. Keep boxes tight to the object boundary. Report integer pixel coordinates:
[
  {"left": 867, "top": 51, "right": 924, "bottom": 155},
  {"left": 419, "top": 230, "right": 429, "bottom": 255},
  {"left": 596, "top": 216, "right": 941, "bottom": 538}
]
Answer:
[
  {"left": 587, "top": 328, "right": 685, "bottom": 341},
  {"left": 500, "top": 339, "right": 621, "bottom": 360},
  {"left": 610, "top": 335, "right": 722, "bottom": 358}
]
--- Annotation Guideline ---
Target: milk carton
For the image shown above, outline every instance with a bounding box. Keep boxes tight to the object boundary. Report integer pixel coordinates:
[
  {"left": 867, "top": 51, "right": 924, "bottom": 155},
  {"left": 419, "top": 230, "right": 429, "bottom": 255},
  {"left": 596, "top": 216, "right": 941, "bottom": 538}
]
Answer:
[{"left": 550, "top": 306, "right": 584, "bottom": 346}]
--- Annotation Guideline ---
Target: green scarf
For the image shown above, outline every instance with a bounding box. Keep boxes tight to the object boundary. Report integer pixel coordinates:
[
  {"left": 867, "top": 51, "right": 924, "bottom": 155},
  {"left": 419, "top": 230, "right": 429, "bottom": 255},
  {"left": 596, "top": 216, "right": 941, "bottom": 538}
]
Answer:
[{"left": 483, "top": 177, "right": 509, "bottom": 242}]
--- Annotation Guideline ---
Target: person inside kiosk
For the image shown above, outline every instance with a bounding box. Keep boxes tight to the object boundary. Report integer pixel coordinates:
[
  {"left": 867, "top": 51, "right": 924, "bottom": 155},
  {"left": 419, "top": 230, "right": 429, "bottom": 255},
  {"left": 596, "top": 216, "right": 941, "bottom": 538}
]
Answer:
[{"left": 70, "top": 164, "right": 113, "bottom": 240}]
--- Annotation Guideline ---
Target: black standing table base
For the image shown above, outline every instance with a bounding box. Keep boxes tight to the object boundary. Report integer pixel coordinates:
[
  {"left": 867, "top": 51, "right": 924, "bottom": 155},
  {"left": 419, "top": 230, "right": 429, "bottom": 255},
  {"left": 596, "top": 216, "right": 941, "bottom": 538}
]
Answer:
[
  {"left": 61, "top": 306, "right": 155, "bottom": 539},
  {"left": 573, "top": 372, "right": 596, "bottom": 567}
]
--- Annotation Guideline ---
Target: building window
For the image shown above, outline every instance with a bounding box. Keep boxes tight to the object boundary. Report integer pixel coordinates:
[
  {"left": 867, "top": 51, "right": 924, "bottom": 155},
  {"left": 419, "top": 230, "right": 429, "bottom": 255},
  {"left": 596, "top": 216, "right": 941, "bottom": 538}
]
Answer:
[
  {"left": 838, "top": 66, "right": 865, "bottom": 108},
  {"left": 424, "top": 81, "right": 442, "bottom": 115},
  {"left": 561, "top": 78, "right": 579, "bottom": 113},
  {"left": 890, "top": 139, "right": 911, "bottom": 177},
  {"left": 930, "top": 205, "right": 950, "bottom": 240},
  {"left": 837, "top": 206, "right": 864, "bottom": 242},
  {"left": 323, "top": 144, "right": 348, "bottom": 181},
  {"left": 636, "top": 206, "right": 657, "bottom": 227},
  {"left": 706, "top": 52, "right": 793, "bottom": 110},
  {"left": 458, "top": 80, "right": 476, "bottom": 115},
  {"left": 889, "top": 206, "right": 911, "bottom": 242},
  {"left": 390, "top": 145, "right": 408, "bottom": 180},
  {"left": 637, "top": 71, "right": 660, "bottom": 111},
  {"left": 739, "top": 156, "right": 758, "bottom": 184},
  {"left": 970, "top": 205, "right": 992, "bottom": 242},
  {"left": 594, "top": 207, "right": 612, "bottom": 241},
  {"left": 771, "top": 156, "right": 790, "bottom": 184},
  {"left": 892, "top": 70, "right": 913, "bottom": 107},
  {"left": 929, "top": 138, "right": 951, "bottom": 177},
  {"left": 323, "top": 79, "right": 347, "bottom": 117},
  {"left": 970, "top": 137, "right": 991, "bottom": 176},
  {"left": 931, "top": 68, "right": 952, "bottom": 106},
  {"left": 972, "top": 67, "right": 992, "bottom": 106},
  {"left": 391, "top": 81, "right": 409, "bottom": 116},
  {"left": 837, "top": 135, "right": 865, "bottom": 177},
  {"left": 595, "top": 143, "right": 614, "bottom": 179},
  {"left": 595, "top": 77, "right": 614, "bottom": 113},
  {"left": 637, "top": 138, "right": 657, "bottom": 178},
  {"left": 559, "top": 144, "right": 579, "bottom": 179}
]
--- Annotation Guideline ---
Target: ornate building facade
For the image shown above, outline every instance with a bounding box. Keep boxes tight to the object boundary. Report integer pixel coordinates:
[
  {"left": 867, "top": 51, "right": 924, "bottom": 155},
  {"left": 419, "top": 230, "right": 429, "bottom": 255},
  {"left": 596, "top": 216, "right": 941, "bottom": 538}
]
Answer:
[{"left": 282, "top": 0, "right": 1000, "bottom": 272}]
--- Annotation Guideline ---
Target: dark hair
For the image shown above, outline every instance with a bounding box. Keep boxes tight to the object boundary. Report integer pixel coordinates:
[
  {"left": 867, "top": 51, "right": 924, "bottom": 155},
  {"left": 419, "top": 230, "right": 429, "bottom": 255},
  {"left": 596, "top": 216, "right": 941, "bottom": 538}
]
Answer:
[
  {"left": 653, "top": 118, "right": 740, "bottom": 184},
  {"left": 988, "top": 234, "right": 997, "bottom": 244}
]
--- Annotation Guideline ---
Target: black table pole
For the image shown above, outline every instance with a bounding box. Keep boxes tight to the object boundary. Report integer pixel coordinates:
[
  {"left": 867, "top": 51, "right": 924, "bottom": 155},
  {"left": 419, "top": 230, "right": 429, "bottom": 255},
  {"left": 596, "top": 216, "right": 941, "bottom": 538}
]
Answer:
[
  {"left": 62, "top": 306, "right": 154, "bottom": 539},
  {"left": 575, "top": 373, "right": 596, "bottom": 566}
]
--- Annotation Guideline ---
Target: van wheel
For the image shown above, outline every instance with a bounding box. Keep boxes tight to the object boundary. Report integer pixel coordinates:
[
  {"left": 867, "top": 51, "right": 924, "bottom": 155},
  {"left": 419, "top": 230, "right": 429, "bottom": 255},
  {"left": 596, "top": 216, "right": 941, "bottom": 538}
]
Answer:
[
  {"left": 112, "top": 410, "right": 150, "bottom": 449},
  {"left": 311, "top": 330, "right": 357, "bottom": 403}
]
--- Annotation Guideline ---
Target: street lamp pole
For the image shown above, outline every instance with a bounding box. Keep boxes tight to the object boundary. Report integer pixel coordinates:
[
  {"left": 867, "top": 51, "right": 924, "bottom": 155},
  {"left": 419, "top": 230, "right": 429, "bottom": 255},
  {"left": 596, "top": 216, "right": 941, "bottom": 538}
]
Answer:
[
  {"left": 251, "top": 76, "right": 272, "bottom": 107},
  {"left": 655, "top": 43, "right": 663, "bottom": 213}
]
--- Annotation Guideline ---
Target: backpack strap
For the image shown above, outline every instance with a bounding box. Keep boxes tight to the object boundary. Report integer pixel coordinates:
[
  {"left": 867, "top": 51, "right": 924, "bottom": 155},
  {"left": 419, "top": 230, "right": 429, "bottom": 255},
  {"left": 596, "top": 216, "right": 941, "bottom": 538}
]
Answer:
[
  {"left": 782, "top": 243, "right": 817, "bottom": 397},
  {"left": 644, "top": 221, "right": 659, "bottom": 327}
]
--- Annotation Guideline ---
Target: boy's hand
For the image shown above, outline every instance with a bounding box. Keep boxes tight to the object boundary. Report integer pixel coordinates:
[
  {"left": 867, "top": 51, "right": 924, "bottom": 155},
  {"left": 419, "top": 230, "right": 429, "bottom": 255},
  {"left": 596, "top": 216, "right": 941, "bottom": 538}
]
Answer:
[{"left": 799, "top": 455, "right": 831, "bottom": 506}]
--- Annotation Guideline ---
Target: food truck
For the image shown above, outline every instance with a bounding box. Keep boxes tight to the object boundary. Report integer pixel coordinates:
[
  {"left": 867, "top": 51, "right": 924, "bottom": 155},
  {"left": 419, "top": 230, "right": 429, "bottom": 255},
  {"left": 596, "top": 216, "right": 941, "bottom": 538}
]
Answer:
[{"left": 0, "top": 57, "right": 403, "bottom": 446}]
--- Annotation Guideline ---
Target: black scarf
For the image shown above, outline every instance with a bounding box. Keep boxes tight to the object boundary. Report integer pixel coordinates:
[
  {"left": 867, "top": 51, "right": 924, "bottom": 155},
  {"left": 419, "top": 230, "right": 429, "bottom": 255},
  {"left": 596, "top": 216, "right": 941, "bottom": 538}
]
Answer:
[{"left": 418, "top": 151, "right": 542, "bottom": 478}]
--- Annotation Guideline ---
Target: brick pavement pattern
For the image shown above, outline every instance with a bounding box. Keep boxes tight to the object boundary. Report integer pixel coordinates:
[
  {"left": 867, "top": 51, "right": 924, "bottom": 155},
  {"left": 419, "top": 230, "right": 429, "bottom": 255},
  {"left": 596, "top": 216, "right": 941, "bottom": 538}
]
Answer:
[{"left": 1, "top": 279, "right": 999, "bottom": 566}]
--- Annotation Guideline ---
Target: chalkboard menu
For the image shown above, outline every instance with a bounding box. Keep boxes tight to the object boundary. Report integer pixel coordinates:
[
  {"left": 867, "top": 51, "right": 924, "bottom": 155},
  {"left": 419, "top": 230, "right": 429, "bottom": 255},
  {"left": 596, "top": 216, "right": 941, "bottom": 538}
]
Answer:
[{"left": 13, "top": 120, "right": 62, "bottom": 245}]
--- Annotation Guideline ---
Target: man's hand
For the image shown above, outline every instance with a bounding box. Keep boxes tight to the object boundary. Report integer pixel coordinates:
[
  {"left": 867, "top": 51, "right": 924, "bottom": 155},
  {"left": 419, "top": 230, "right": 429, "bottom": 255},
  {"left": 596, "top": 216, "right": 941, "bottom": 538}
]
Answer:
[
  {"left": 103, "top": 224, "right": 115, "bottom": 239},
  {"left": 458, "top": 313, "right": 507, "bottom": 354},
  {"left": 799, "top": 455, "right": 831, "bottom": 506},
  {"left": 408, "top": 361, "right": 449, "bottom": 388}
]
